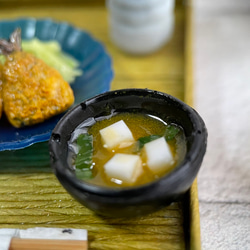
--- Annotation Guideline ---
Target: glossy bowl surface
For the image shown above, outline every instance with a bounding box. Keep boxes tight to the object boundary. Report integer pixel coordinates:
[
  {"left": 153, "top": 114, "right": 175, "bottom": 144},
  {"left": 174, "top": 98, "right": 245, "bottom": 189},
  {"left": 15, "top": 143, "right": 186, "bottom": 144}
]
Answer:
[
  {"left": 49, "top": 88, "right": 207, "bottom": 217},
  {"left": 0, "top": 18, "right": 113, "bottom": 151}
]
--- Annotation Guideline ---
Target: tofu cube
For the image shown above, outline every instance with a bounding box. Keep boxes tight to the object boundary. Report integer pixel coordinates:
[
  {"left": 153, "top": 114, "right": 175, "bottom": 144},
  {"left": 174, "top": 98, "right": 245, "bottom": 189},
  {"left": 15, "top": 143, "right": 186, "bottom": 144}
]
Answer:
[
  {"left": 144, "top": 137, "right": 174, "bottom": 173},
  {"left": 100, "top": 120, "right": 134, "bottom": 150},
  {"left": 104, "top": 153, "right": 143, "bottom": 184}
]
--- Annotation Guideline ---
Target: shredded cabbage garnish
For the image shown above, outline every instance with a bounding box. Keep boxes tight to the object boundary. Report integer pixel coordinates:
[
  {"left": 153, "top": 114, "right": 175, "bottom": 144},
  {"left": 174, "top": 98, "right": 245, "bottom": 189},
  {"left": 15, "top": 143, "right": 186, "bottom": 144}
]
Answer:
[{"left": 0, "top": 38, "right": 83, "bottom": 84}]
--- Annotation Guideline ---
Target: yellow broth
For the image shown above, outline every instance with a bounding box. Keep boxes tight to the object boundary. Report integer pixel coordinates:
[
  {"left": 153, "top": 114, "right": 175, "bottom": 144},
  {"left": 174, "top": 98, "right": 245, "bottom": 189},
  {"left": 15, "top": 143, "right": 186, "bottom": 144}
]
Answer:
[{"left": 72, "top": 112, "right": 187, "bottom": 188}]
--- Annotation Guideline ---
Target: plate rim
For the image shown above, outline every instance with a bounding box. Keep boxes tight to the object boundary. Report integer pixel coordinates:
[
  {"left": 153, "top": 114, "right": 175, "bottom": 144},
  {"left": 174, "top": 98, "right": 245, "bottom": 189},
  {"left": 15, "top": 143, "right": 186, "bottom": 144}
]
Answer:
[{"left": 0, "top": 18, "right": 113, "bottom": 151}]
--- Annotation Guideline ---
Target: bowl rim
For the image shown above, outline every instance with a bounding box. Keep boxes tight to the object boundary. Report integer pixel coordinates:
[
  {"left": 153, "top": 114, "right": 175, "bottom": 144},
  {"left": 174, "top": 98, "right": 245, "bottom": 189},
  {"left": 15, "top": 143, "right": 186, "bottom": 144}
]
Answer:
[{"left": 49, "top": 88, "right": 207, "bottom": 197}]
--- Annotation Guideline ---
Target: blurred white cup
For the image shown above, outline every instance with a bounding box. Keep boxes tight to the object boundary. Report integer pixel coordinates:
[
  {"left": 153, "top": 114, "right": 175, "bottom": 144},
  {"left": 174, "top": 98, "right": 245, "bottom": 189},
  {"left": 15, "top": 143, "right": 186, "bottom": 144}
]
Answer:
[
  {"left": 106, "top": 0, "right": 175, "bottom": 55},
  {"left": 108, "top": 0, "right": 169, "bottom": 10}
]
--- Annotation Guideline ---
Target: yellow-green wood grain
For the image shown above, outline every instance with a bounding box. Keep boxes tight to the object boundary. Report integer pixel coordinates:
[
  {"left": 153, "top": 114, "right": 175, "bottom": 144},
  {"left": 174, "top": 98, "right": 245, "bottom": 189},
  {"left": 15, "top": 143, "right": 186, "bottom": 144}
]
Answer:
[
  {"left": 183, "top": 0, "right": 202, "bottom": 249},
  {"left": 0, "top": 1, "right": 200, "bottom": 249}
]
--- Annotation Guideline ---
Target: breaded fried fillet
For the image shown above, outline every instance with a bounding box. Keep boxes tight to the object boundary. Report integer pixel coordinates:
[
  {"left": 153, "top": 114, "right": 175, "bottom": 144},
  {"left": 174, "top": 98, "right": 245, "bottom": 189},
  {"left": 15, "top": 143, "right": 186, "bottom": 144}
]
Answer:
[{"left": 0, "top": 29, "right": 74, "bottom": 128}]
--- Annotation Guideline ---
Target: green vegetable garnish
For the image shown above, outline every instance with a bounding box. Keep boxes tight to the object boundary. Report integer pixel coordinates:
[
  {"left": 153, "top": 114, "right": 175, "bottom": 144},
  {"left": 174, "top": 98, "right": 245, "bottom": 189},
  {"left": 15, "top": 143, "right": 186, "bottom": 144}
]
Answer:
[
  {"left": 136, "top": 124, "right": 181, "bottom": 150},
  {"left": 22, "top": 39, "right": 82, "bottom": 83},
  {"left": 0, "top": 38, "right": 83, "bottom": 83},
  {"left": 137, "top": 135, "right": 161, "bottom": 150},
  {"left": 164, "top": 124, "right": 181, "bottom": 141},
  {"left": 75, "top": 133, "right": 93, "bottom": 179},
  {"left": 75, "top": 168, "right": 93, "bottom": 180}
]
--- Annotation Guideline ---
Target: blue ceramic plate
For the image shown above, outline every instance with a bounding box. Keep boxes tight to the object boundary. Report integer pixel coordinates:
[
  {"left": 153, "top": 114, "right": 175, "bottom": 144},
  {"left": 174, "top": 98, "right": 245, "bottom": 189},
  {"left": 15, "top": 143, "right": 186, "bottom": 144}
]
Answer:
[{"left": 0, "top": 18, "right": 113, "bottom": 151}]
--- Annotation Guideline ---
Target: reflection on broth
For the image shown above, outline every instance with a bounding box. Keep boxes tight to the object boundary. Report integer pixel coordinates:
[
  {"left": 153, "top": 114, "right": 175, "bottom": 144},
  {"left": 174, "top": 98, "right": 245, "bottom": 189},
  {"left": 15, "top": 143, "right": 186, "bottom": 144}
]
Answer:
[{"left": 68, "top": 112, "right": 187, "bottom": 188}]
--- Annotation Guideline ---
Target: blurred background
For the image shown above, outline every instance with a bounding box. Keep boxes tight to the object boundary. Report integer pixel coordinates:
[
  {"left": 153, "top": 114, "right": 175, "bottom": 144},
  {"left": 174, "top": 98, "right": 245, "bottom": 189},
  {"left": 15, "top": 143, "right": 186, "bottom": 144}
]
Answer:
[{"left": 193, "top": 0, "right": 250, "bottom": 249}]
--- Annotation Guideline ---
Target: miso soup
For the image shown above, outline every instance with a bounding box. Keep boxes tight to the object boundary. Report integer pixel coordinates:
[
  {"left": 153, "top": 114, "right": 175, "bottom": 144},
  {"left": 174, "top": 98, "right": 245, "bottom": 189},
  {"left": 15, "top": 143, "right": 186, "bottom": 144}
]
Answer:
[{"left": 68, "top": 112, "right": 187, "bottom": 188}]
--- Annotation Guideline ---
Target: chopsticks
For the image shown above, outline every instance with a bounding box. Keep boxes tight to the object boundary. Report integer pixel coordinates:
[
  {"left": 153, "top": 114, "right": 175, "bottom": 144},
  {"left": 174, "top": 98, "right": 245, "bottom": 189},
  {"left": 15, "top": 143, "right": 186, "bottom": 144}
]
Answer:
[
  {"left": 0, "top": 228, "right": 88, "bottom": 250},
  {"left": 9, "top": 238, "right": 87, "bottom": 250}
]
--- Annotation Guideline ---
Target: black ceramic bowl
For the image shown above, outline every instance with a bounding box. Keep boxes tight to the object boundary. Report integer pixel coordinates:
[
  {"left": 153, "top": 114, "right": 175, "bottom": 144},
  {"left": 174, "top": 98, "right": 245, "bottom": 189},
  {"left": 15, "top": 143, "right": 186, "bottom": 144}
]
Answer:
[{"left": 49, "top": 88, "right": 207, "bottom": 217}]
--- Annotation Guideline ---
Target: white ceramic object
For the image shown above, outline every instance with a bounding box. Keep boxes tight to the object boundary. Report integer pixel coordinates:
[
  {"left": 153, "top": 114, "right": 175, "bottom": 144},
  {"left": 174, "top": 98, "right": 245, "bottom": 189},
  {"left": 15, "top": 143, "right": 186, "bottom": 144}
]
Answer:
[
  {"left": 106, "top": 0, "right": 175, "bottom": 54},
  {"left": 108, "top": 0, "right": 167, "bottom": 9},
  {"left": 107, "top": 0, "right": 175, "bottom": 25},
  {"left": 109, "top": 13, "right": 174, "bottom": 54}
]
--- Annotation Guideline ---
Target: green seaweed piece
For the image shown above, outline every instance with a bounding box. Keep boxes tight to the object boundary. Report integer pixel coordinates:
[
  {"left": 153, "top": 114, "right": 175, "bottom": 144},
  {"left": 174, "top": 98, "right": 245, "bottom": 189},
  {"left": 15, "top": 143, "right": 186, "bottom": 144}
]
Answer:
[
  {"left": 75, "top": 133, "right": 93, "bottom": 179},
  {"left": 136, "top": 124, "right": 181, "bottom": 151},
  {"left": 75, "top": 168, "right": 93, "bottom": 180},
  {"left": 164, "top": 124, "right": 181, "bottom": 141},
  {"left": 137, "top": 135, "right": 161, "bottom": 150}
]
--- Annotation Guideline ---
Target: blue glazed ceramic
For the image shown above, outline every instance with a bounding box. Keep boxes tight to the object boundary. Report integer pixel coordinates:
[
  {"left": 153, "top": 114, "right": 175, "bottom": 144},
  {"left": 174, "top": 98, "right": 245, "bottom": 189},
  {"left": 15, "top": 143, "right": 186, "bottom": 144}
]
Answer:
[{"left": 0, "top": 18, "right": 113, "bottom": 151}]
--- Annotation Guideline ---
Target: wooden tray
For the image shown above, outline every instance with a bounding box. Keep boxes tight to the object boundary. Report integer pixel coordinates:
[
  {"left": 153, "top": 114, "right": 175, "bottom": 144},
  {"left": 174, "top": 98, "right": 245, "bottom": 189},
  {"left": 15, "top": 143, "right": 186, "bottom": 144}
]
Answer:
[{"left": 0, "top": 1, "right": 200, "bottom": 249}]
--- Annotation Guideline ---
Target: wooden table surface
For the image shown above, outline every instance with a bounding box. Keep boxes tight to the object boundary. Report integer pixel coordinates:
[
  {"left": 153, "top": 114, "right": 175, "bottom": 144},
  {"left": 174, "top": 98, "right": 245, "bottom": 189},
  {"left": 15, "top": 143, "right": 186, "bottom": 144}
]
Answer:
[{"left": 0, "top": 1, "right": 201, "bottom": 249}]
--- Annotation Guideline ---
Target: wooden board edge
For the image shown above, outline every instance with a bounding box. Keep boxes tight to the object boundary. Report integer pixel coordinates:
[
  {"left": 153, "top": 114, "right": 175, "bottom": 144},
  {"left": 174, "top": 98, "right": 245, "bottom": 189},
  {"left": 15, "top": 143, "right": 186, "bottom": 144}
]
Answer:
[
  {"left": 0, "top": 0, "right": 105, "bottom": 8},
  {"left": 189, "top": 179, "right": 201, "bottom": 250},
  {"left": 184, "top": 0, "right": 202, "bottom": 249},
  {"left": 184, "top": 0, "right": 194, "bottom": 108}
]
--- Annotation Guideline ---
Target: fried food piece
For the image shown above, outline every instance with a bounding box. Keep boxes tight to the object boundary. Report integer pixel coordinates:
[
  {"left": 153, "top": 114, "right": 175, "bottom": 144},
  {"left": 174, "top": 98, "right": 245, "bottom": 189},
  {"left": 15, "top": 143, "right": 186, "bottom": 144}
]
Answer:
[
  {"left": 0, "top": 63, "right": 3, "bottom": 119},
  {"left": 2, "top": 52, "right": 75, "bottom": 127},
  {"left": 0, "top": 29, "right": 74, "bottom": 128}
]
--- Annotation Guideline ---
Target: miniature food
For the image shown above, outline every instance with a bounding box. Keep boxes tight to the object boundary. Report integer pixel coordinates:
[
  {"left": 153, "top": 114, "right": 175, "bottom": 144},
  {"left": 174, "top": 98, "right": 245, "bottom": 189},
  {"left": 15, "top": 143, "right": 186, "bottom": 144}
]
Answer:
[
  {"left": 68, "top": 112, "right": 187, "bottom": 188},
  {"left": 100, "top": 120, "right": 135, "bottom": 150},
  {"left": 0, "top": 28, "right": 74, "bottom": 128},
  {"left": 21, "top": 38, "right": 82, "bottom": 84}
]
